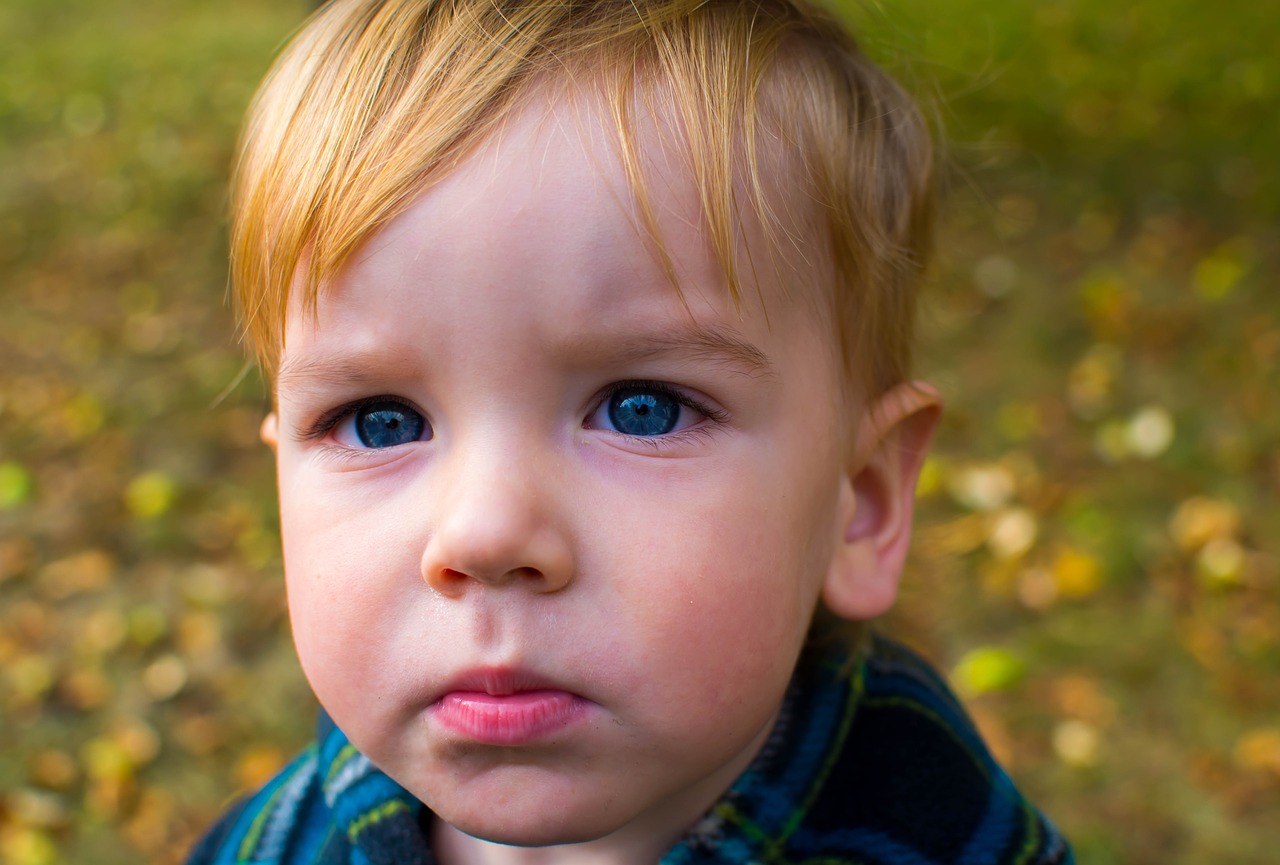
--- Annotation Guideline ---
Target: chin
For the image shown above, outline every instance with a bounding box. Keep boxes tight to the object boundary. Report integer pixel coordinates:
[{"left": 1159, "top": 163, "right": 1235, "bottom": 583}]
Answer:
[
  {"left": 402, "top": 753, "right": 646, "bottom": 848},
  {"left": 424, "top": 777, "right": 634, "bottom": 849},
  {"left": 437, "top": 796, "right": 624, "bottom": 848}
]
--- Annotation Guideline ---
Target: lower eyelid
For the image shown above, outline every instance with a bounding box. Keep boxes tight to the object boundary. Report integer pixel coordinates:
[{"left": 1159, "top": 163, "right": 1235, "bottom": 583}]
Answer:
[
  {"left": 311, "top": 442, "right": 418, "bottom": 470},
  {"left": 608, "top": 424, "right": 723, "bottom": 457}
]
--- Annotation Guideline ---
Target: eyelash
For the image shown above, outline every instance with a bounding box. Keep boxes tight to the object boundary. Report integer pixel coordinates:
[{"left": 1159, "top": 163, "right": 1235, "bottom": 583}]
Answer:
[
  {"left": 299, "top": 394, "right": 423, "bottom": 443},
  {"left": 589, "top": 379, "right": 728, "bottom": 447},
  {"left": 298, "top": 381, "right": 727, "bottom": 449}
]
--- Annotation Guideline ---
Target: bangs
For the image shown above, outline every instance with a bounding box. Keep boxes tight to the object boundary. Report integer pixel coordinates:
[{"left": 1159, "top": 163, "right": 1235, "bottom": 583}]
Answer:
[{"left": 231, "top": 0, "right": 932, "bottom": 394}]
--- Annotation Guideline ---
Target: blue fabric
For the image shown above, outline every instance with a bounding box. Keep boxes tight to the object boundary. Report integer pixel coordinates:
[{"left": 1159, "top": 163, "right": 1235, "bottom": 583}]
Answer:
[{"left": 186, "top": 635, "right": 1073, "bottom": 864}]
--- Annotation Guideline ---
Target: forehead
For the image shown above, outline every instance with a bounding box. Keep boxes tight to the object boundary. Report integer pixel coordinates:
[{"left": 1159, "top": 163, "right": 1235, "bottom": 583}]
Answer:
[
  {"left": 276, "top": 83, "right": 853, "bottom": 444},
  {"left": 288, "top": 82, "right": 834, "bottom": 342}
]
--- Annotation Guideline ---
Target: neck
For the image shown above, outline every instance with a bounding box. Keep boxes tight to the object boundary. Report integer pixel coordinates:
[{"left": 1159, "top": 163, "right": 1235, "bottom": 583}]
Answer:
[{"left": 431, "top": 816, "right": 671, "bottom": 865}]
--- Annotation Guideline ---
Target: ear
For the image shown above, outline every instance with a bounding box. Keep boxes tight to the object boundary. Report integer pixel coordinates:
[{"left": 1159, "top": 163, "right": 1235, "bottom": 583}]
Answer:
[
  {"left": 260, "top": 412, "right": 280, "bottom": 453},
  {"left": 822, "top": 381, "right": 941, "bottom": 621}
]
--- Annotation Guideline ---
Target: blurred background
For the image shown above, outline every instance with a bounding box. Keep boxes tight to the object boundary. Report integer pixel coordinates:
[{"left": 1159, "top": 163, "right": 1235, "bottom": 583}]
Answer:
[{"left": 1, "top": 0, "right": 1276, "bottom": 862}]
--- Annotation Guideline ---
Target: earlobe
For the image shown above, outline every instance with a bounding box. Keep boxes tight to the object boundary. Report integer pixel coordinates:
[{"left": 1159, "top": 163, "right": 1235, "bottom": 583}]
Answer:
[
  {"left": 261, "top": 412, "right": 280, "bottom": 453},
  {"left": 822, "top": 381, "right": 941, "bottom": 621}
]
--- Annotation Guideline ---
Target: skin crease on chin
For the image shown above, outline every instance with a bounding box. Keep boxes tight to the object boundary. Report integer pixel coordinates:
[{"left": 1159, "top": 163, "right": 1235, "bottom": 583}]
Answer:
[{"left": 257, "top": 87, "right": 939, "bottom": 865}]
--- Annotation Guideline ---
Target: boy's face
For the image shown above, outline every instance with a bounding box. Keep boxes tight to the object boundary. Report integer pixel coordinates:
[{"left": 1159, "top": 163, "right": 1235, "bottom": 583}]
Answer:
[{"left": 267, "top": 94, "right": 877, "bottom": 852}]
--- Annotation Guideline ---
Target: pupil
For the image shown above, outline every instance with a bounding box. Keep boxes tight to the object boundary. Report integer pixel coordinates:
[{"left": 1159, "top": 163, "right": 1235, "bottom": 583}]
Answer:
[
  {"left": 356, "top": 401, "right": 426, "bottom": 448},
  {"left": 608, "top": 388, "right": 678, "bottom": 436}
]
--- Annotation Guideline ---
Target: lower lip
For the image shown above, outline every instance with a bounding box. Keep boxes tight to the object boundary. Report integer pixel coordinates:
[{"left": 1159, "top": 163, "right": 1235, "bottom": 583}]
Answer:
[{"left": 431, "top": 690, "right": 588, "bottom": 745}]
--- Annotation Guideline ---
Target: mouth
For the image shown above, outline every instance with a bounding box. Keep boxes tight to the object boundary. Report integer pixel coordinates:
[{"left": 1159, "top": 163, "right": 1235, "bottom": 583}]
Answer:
[{"left": 430, "top": 668, "right": 590, "bottom": 746}]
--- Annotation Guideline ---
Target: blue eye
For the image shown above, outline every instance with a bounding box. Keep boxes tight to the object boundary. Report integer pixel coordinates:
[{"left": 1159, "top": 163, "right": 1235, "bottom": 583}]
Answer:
[
  {"left": 353, "top": 401, "right": 428, "bottom": 448},
  {"left": 605, "top": 387, "right": 681, "bottom": 436}
]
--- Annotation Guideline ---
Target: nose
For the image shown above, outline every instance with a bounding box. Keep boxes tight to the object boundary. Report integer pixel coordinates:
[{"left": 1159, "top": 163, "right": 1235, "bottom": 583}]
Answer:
[{"left": 419, "top": 442, "right": 574, "bottom": 597}]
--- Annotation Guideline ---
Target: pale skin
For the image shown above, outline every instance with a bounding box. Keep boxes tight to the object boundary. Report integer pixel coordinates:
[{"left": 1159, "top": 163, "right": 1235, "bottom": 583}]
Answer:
[{"left": 259, "top": 90, "right": 938, "bottom": 865}]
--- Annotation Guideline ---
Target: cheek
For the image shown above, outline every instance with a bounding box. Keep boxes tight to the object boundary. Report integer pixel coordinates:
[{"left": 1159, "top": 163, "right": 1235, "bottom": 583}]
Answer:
[
  {"left": 279, "top": 466, "right": 424, "bottom": 596},
  {"left": 601, "top": 460, "right": 840, "bottom": 698},
  {"left": 276, "top": 473, "right": 424, "bottom": 710}
]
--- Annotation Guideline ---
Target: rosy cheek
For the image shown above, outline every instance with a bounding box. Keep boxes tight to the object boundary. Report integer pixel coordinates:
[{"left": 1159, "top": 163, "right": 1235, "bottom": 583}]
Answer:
[{"left": 638, "top": 566, "right": 801, "bottom": 687}]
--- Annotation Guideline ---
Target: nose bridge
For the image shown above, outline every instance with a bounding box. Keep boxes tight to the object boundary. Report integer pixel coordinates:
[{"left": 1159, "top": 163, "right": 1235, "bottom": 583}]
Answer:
[{"left": 421, "top": 427, "right": 573, "bottom": 595}]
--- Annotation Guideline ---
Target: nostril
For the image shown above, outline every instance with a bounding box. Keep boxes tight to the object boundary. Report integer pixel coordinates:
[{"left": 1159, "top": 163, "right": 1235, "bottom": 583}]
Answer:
[
  {"left": 426, "top": 565, "right": 554, "bottom": 593},
  {"left": 427, "top": 568, "right": 472, "bottom": 595},
  {"left": 421, "top": 525, "right": 574, "bottom": 594}
]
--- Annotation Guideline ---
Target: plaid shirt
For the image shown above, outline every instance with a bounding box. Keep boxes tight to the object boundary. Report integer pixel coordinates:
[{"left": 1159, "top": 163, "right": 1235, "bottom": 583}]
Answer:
[{"left": 187, "top": 636, "right": 1073, "bottom": 865}]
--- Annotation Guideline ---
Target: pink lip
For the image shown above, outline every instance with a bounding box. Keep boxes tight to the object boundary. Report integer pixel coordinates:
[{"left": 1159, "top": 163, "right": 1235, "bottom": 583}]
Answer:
[{"left": 430, "top": 669, "right": 589, "bottom": 745}]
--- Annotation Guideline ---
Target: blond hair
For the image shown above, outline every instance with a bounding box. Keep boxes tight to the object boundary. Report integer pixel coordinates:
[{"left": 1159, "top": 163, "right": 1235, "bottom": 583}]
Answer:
[{"left": 231, "top": 0, "right": 933, "bottom": 395}]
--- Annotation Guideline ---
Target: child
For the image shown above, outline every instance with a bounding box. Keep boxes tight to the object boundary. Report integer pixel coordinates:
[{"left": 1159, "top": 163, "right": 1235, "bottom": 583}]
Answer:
[{"left": 189, "top": 0, "right": 1073, "bottom": 862}]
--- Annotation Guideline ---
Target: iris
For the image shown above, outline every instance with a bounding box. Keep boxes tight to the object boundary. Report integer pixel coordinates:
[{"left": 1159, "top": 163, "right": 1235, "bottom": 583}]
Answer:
[
  {"left": 607, "top": 388, "right": 680, "bottom": 436},
  {"left": 356, "top": 401, "right": 427, "bottom": 448}
]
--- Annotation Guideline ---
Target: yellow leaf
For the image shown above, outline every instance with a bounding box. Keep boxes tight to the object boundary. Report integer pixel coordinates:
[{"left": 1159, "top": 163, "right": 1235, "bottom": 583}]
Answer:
[
  {"left": 125, "top": 471, "right": 176, "bottom": 520},
  {"left": 1053, "top": 719, "right": 1100, "bottom": 767},
  {"left": 996, "top": 401, "right": 1042, "bottom": 442},
  {"left": 1197, "top": 537, "right": 1246, "bottom": 587},
  {"left": 1127, "top": 405, "right": 1174, "bottom": 458},
  {"left": 988, "top": 508, "right": 1038, "bottom": 560},
  {"left": 1235, "top": 728, "right": 1280, "bottom": 777},
  {"left": 5, "top": 789, "right": 68, "bottom": 830},
  {"left": 1193, "top": 242, "right": 1250, "bottom": 300},
  {"left": 8, "top": 655, "right": 55, "bottom": 704},
  {"left": 914, "top": 455, "right": 943, "bottom": 499},
  {"left": 1016, "top": 566, "right": 1058, "bottom": 611},
  {"left": 127, "top": 604, "right": 169, "bottom": 647},
  {"left": 63, "top": 393, "right": 104, "bottom": 440},
  {"left": 1052, "top": 546, "right": 1103, "bottom": 598},
  {"left": 36, "top": 549, "right": 114, "bottom": 600},
  {"left": 0, "top": 462, "right": 32, "bottom": 509},
  {"left": 1067, "top": 344, "right": 1121, "bottom": 418},
  {"left": 81, "top": 738, "right": 134, "bottom": 782},
  {"left": 142, "top": 654, "right": 188, "bottom": 701},
  {"left": 0, "top": 828, "right": 58, "bottom": 865},
  {"left": 30, "top": 750, "right": 78, "bottom": 791},
  {"left": 61, "top": 668, "right": 112, "bottom": 711},
  {"left": 235, "top": 746, "right": 288, "bottom": 790},
  {"left": 948, "top": 463, "right": 1015, "bottom": 512},
  {"left": 952, "top": 646, "right": 1026, "bottom": 696},
  {"left": 1169, "top": 497, "right": 1240, "bottom": 551},
  {"left": 114, "top": 719, "right": 161, "bottom": 766}
]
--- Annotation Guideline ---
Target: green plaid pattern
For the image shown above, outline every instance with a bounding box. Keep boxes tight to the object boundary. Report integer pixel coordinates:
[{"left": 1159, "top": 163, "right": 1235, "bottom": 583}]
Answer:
[{"left": 187, "top": 636, "right": 1072, "bottom": 865}]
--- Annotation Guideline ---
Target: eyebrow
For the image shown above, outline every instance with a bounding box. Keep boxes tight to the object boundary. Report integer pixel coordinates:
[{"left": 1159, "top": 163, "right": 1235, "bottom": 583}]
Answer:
[
  {"left": 275, "top": 324, "right": 778, "bottom": 395},
  {"left": 276, "top": 349, "right": 418, "bottom": 397},
  {"left": 582, "top": 324, "right": 778, "bottom": 382}
]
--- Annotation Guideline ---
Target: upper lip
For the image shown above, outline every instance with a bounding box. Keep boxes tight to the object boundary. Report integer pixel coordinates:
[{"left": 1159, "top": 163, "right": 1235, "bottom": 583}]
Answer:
[{"left": 435, "top": 666, "right": 575, "bottom": 699}]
